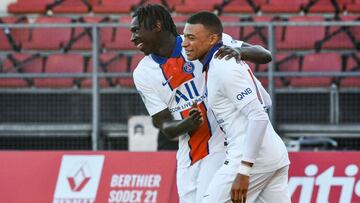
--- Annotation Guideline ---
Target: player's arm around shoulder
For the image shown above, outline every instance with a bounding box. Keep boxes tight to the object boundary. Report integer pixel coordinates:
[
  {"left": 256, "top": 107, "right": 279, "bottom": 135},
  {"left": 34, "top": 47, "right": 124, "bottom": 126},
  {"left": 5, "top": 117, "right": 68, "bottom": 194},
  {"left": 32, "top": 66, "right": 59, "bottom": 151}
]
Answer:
[
  {"left": 220, "top": 33, "right": 272, "bottom": 64},
  {"left": 210, "top": 55, "right": 249, "bottom": 83}
]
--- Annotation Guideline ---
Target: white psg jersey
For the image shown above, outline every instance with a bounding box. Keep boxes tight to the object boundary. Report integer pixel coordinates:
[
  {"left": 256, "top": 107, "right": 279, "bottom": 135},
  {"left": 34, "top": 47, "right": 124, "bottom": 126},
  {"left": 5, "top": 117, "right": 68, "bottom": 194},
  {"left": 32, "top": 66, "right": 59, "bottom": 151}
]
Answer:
[
  {"left": 133, "top": 34, "right": 243, "bottom": 168},
  {"left": 206, "top": 49, "right": 290, "bottom": 174}
]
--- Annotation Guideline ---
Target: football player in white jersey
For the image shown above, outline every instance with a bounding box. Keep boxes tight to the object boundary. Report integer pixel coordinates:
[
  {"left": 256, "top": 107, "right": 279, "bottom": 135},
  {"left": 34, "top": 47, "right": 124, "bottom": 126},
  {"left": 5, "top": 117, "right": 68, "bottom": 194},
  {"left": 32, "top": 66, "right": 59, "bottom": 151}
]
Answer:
[
  {"left": 130, "top": 4, "right": 272, "bottom": 203},
  {"left": 182, "top": 11, "right": 291, "bottom": 203}
]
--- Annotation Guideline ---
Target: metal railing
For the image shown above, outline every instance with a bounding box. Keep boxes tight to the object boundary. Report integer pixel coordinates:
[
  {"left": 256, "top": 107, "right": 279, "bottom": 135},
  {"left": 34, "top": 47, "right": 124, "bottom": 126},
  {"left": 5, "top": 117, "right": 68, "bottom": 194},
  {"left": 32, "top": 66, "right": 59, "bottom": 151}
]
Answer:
[{"left": 0, "top": 21, "right": 359, "bottom": 149}]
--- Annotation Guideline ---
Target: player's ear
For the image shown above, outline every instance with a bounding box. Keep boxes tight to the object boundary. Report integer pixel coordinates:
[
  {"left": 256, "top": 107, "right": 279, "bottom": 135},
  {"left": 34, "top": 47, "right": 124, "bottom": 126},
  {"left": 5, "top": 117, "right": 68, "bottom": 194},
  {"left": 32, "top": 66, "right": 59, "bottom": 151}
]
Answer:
[{"left": 209, "top": 33, "right": 220, "bottom": 45}]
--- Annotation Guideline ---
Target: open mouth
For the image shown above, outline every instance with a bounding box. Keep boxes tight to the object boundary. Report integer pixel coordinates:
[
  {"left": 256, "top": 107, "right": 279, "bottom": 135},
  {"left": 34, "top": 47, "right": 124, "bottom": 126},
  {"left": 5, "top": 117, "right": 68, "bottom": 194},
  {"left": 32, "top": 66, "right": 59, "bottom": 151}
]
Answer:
[{"left": 185, "top": 50, "right": 192, "bottom": 55}]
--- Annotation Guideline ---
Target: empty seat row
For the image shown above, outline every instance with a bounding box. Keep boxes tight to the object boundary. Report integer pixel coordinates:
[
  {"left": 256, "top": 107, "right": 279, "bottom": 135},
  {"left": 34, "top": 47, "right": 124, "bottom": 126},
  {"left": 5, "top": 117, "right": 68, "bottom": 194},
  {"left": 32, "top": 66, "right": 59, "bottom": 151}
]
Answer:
[
  {"left": 7, "top": 0, "right": 360, "bottom": 14},
  {"left": 223, "top": 0, "right": 360, "bottom": 14},
  {"left": 248, "top": 52, "right": 360, "bottom": 88},
  {"left": 0, "top": 53, "right": 359, "bottom": 88},
  {"left": 238, "top": 15, "right": 360, "bottom": 51},
  {"left": 0, "top": 53, "right": 143, "bottom": 88},
  {"left": 1, "top": 15, "right": 360, "bottom": 52}
]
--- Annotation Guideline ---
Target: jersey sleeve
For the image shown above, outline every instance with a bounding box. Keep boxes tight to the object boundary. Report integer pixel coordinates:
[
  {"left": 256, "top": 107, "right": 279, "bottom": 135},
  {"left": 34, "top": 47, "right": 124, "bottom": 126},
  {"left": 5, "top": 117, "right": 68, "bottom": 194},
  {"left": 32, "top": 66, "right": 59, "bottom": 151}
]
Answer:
[
  {"left": 222, "top": 33, "right": 244, "bottom": 48},
  {"left": 133, "top": 65, "right": 168, "bottom": 116},
  {"left": 216, "top": 59, "right": 258, "bottom": 111}
]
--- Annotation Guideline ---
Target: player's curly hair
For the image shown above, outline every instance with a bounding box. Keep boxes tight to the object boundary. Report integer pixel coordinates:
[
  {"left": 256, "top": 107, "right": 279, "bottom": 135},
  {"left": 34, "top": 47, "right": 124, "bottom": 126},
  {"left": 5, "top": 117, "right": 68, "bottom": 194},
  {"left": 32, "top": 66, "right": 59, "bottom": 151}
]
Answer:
[{"left": 133, "top": 4, "right": 178, "bottom": 37}]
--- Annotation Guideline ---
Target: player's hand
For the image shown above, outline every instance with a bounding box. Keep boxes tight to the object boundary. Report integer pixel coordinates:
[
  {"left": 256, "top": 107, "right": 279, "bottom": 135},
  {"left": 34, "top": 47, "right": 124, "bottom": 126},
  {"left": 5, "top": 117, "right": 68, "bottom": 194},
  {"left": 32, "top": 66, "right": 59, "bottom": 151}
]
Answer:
[
  {"left": 214, "top": 45, "right": 241, "bottom": 63},
  {"left": 231, "top": 174, "right": 249, "bottom": 203},
  {"left": 186, "top": 102, "right": 204, "bottom": 131}
]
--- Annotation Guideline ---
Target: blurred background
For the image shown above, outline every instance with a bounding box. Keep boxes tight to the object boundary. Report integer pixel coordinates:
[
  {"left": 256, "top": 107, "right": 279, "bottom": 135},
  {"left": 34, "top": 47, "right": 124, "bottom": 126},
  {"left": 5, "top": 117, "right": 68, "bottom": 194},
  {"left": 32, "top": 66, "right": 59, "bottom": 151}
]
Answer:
[{"left": 0, "top": 0, "right": 359, "bottom": 152}]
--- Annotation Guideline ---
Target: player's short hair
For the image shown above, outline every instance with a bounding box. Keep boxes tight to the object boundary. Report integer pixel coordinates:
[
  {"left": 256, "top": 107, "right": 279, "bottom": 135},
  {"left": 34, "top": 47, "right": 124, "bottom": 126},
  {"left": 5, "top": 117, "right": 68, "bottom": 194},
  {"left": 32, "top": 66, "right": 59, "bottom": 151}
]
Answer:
[
  {"left": 186, "top": 11, "right": 223, "bottom": 36},
  {"left": 132, "top": 4, "right": 178, "bottom": 37}
]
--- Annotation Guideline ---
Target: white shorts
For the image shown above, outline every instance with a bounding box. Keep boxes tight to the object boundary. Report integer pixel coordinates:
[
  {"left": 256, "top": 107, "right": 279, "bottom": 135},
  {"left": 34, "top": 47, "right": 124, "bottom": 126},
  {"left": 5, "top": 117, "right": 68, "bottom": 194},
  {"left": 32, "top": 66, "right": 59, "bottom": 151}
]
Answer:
[
  {"left": 177, "top": 151, "right": 226, "bottom": 203},
  {"left": 202, "top": 165, "right": 291, "bottom": 203}
]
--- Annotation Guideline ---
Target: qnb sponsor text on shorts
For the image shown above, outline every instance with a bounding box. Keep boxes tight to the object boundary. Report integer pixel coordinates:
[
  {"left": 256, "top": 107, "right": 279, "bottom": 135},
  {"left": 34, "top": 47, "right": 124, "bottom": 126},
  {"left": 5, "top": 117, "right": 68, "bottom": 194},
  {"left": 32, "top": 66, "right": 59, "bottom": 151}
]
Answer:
[{"left": 109, "top": 174, "right": 162, "bottom": 203}]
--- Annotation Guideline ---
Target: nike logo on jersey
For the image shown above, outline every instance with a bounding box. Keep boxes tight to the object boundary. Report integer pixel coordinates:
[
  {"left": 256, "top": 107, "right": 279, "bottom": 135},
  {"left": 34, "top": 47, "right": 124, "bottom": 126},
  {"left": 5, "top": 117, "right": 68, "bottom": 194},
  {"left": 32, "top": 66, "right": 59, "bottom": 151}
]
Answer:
[{"left": 162, "top": 75, "right": 173, "bottom": 86}]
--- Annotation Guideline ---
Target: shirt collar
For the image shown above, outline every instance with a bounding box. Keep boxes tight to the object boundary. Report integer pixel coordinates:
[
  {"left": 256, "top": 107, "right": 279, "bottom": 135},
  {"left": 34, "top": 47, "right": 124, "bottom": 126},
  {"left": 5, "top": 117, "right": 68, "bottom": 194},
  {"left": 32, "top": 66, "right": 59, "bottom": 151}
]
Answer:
[
  {"left": 151, "top": 35, "right": 182, "bottom": 65},
  {"left": 202, "top": 41, "right": 223, "bottom": 71}
]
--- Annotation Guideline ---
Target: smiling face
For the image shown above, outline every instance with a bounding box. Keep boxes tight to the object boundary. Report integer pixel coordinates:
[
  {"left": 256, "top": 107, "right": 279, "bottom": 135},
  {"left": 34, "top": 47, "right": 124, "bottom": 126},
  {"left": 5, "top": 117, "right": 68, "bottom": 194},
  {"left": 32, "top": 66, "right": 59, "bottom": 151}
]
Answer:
[
  {"left": 182, "top": 23, "right": 219, "bottom": 62},
  {"left": 130, "top": 16, "right": 160, "bottom": 55}
]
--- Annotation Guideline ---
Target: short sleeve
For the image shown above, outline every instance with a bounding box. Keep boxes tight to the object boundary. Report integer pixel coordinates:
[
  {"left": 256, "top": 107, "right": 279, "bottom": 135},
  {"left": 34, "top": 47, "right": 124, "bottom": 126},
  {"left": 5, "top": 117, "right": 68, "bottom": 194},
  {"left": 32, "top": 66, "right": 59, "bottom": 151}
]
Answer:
[
  {"left": 133, "top": 66, "right": 168, "bottom": 116},
  {"left": 215, "top": 59, "right": 258, "bottom": 111},
  {"left": 222, "top": 33, "right": 244, "bottom": 48}
]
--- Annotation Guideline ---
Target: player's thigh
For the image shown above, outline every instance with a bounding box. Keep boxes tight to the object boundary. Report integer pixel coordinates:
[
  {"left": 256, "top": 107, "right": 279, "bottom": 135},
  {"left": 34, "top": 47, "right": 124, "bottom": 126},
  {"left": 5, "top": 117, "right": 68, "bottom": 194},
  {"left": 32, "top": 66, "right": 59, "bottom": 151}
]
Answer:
[
  {"left": 196, "top": 151, "right": 226, "bottom": 203},
  {"left": 177, "top": 164, "right": 200, "bottom": 203},
  {"left": 201, "top": 171, "right": 234, "bottom": 203},
  {"left": 256, "top": 166, "right": 291, "bottom": 203},
  {"left": 245, "top": 171, "right": 275, "bottom": 203}
]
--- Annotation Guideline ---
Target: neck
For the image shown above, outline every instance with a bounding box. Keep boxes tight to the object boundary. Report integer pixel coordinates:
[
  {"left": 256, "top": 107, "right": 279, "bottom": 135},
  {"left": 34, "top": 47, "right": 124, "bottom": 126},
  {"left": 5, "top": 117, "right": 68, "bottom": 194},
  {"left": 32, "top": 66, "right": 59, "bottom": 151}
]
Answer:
[
  {"left": 153, "top": 33, "right": 177, "bottom": 58},
  {"left": 201, "top": 40, "right": 222, "bottom": 64}
]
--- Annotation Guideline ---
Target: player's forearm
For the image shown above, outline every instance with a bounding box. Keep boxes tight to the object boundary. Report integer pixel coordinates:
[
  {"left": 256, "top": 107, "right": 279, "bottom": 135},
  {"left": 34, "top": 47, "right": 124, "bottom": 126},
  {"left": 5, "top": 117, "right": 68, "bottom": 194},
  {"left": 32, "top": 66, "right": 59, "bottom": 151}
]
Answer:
[
  {"left": 160, "top": 119, "right": 197, "bottom": 139},
  {"left": 237, "top": 45, "right": 272, "bottom": 64},
  {"left": 241, "top": 100, "right": 269, "bottom": 164}
]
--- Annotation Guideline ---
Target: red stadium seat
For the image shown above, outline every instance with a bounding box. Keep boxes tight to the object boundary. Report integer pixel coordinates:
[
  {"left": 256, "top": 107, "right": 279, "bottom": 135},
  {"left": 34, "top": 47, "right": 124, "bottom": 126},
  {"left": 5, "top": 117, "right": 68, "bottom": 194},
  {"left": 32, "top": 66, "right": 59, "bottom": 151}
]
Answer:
[
  {"left": 105, "top": 17, "right": 135, "bottom": 50},
  {"left": 8, "top": 0, "right": 54, "bottom": 14},
  {"left": 220, "top": 16, "right": 240, "bottom": 39},
  {"left": 93, "top": 0, "right": 141, "bottom": 13},
  {"left": 34, "top": 54, "right": 84, "bottom": 88},
  {"left": 223, "top": 0, "right": 261, "bottom": 13},
  {"left": 173, "top": 15, "right": 188, "bottom": 34},
  {"left": 302, "top": 0, "right": 348, "bottom": 13},
  {"left": 346, "top": 0, "right": 360, "bottom": 13},
  {"left": 239, "top": 16, "right": 279, "bottom": 49},
  {"left": 0, "top": 54, "right": 43, "bottom": 88},
  {"left": 0, "top": 17, "right": 29, "bottom": 51},
  {"left": 167, "top": 0, "right": 184, "bottom": 10},
  {"left": 316, "top": 16, "right": 359, "bottom": 50},
  {"left": 261, "top": 0, "right": 306, "bottom": 13},
  {"left": 291, "top": 53, "right": 342, "bottom": 87},
  {"left": 22, "top": 17, "right": 72, "bottom": 50},
  {"left": 277, "top": 16, "right": 325, "bottom": 50},
  {"left": 65, "top": 16, "right": 113, "bottom": 51},
  {"left": 341, "top": 54, "right": 360, "bottom": 87},
  {"left": 117, "top": 53, "right": 144, "bottom": 87},
  {"left": 249, "top": 53, "right": 300, "bottom": 88},
  {"left": 175, "top": 0, "right": 223, "bottom": 13},
  {"left": 81, "top": 53, "right": 128, "bottom": 87},
  {"left": 51, "top": 0, "right": 90, "bottom": 14}
]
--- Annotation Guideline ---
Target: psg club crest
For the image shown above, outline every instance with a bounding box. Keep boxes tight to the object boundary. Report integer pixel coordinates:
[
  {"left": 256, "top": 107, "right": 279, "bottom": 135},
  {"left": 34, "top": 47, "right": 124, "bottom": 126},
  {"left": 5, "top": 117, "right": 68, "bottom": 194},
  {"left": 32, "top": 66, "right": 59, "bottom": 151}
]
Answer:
[{"left": 183, "top": 62, "right": 195, "bottom": 74}]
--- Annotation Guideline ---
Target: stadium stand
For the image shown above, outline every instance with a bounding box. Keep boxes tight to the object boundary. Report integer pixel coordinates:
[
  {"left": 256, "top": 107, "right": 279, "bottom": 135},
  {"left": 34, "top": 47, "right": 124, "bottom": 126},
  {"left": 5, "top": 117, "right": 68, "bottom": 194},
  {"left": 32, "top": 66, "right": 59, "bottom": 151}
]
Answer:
[
  {"left": 93, "top": 0, "right": 141, "bottom": 13},
  {"left": 340, "top": 53, "right": 360, "bottom": 87},
  {"left": 260, "top": 0, "right": 306, "bottom": 13},
  {"left": 8, "top": 0, "right": 54, "bottom": 14},
  {"left": 0, "top": 53, "right": 43, "bottom": 87},
  {"left": 34, "top": 54, "right": 84, "bottom": 88},
  {"left": 346, "top": 0, "right": 360, "bottom": 13},
  {"left": 0, "top": 16, "right": 28, "bottom": 51},
  {"left": 222, "top": 0, "right": 260, "bottom": 13},
  {"left": 277, "top": 16, "right": 325, "bottom": 50},
  {"left": 104, "top": 16, "right": 135, "bottom": 50},
  {"left": 315, "top": 16, "right": 359, "bottom": 50},
  {"left": 22, "top": 17, "right": 73, "bottom": 50},
  {"left": 175, "top": 0, "right": 223, "bottom": 13},
  {"left": 290, "top": 53, "right": 342, "bottom": 87},
  {"left": 0, "top": 0, "right": 360, "bottom": 151},
  {"left": 64, "top": 16, "right": 113, "bottom": 51},
  {"left": 301, "top": 0, "right": 344, "bottom": 13},
  {"left": 49, "top": 0, "right": 92, "bottom": 14}
]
